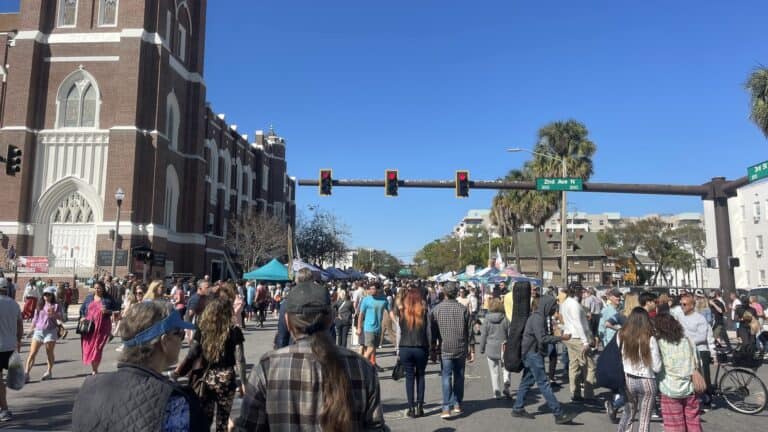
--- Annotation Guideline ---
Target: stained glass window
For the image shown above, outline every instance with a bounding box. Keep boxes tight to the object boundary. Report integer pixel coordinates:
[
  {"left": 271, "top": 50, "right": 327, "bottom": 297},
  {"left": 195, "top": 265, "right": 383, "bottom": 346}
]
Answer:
[
  {"left": 99, "top": 0, "right": 118, "bottom": 26},
  {"left": 59, "top": 0, "right": 77, "bottom": 27},
  {"left": 58, "top": 73, "right": 99, "bottom": 128}
]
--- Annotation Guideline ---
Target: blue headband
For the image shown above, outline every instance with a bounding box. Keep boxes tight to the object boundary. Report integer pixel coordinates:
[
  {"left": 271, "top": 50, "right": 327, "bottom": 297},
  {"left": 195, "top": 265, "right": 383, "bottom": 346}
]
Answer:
[{"left": 123, "top": 310, "right": 196, "bottom": 348}]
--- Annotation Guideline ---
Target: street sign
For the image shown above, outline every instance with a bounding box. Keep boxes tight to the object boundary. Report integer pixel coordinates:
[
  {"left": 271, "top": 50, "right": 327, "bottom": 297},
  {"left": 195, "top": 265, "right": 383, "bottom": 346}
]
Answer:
[
  {"left": 97, "top": 250, "right": 128, "bottom": 267},
  {"left": 748, "top": 161, "right": 768, "bottom": 183},
  {"left": 536, "top": 177, "right": 583, "bottom": 191}
]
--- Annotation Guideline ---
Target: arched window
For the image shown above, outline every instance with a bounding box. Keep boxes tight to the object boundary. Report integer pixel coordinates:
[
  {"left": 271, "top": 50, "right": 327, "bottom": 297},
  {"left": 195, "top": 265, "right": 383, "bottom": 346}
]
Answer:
[
  {"left": 50, "top": 192, "right": 94, "bottom": 224},
  {"left": 58, "top": 0, "right": 78, "bottom": 27},
  {"left": 57, "top": 70, "right": 100, "bottom": 128},
  {"left": 164, "top": 165, "right": 180, "bottom": 231},
  {"left": 166, "top": 92, "right": 180, "bottom": 150},
  {"left": 98, "top": 0, "right": 118, "bottom": 26},
  {"left": 175, "top": 4, "right": 191, "bottom": 62}
]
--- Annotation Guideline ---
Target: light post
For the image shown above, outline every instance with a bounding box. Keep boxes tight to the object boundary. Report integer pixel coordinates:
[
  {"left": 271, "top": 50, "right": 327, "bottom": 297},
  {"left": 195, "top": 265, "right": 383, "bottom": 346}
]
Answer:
[
  {"left": 111, "top": 187, "right": 125, "bottom": 277},
  {"left": 507, "top": 147, "right": 569, "bottom": 286}
]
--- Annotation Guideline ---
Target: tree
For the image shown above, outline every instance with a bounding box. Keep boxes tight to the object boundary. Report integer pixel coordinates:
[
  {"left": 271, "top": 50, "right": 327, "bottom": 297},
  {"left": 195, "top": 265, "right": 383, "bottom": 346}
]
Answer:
[
  {"left": 225, "top": 210, "right": 287, "bottom": 271},
  {"left": 746, "top": 67, "right": 768, "bottom": 138},
  {"left": 295, "top": 209, "right": 349, "bottom": 267},
  {"left": 517, "top": 175, "right": 559, "bottom": 279},
  {"left": 352, "top": 248, "right": 403, "bottom": 277},
  {"left": 532, "top": 120, "right": 597, "bottom": 180},
  {"left": 491, "top": 169, "right": 527, "bottom": 271}
]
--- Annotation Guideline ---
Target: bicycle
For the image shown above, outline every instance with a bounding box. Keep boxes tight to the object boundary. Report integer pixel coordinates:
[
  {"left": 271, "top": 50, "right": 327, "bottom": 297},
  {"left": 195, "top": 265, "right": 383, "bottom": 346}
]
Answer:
[{"left": 711, "top": 345, "right": 767, "bottom": 414}]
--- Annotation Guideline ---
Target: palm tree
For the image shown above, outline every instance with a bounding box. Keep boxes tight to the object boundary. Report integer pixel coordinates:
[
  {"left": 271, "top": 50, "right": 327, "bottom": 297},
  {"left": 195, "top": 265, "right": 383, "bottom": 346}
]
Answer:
[
  {"left": 490, "top": 169, "right": 527, "bottom": 271},
  {"left": 746, "top": 67, "right": 768, "bottom": 138},
  {"left": 519, "top": 179, "right": 559, "bottom": 280},
  {"left": 531, "top": 120, "right": 597, "bottom": 179}
]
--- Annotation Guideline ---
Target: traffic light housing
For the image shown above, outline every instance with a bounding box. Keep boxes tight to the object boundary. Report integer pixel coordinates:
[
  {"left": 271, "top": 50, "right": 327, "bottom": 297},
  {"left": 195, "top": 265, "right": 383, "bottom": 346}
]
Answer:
[
  {"left": 5, "top": 145, "right": 21, "bottom": 176},
  {"left": 319, "top": 169, "right": 332, "bottom": 196},
  {"left": 456, "top": 170, "right": 470, "bottom": 198},
  {"left": 385, "top": 170, "right": 399, "bottom": 196}
]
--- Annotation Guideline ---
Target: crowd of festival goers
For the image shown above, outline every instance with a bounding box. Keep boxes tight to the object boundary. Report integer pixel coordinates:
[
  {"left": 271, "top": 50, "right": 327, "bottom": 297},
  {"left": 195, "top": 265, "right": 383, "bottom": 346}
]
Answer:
[{"left": 0, "top": 269, "right": 765, "bottom": 431}]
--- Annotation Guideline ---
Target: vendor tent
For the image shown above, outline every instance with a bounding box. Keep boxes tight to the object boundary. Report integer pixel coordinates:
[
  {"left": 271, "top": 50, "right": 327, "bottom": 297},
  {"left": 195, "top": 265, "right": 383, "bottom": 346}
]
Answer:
[
  {"left": 292, "top": 260, "right": 329, "bottom": 281},
  {"left": 243, "top": 259, "right": 290, "bottom": 281},
  {"left": 325, "top": 267, "right": 350, "bottom": 280}
]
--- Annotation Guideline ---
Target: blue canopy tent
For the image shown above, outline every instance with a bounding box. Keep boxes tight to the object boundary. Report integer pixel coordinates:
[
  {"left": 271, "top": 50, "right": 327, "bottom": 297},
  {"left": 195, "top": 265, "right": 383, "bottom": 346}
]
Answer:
[
  {"left": 346, "top": 269, "right": 366, "bottom": 279},
  {"left": 325, "top": 267, "right": 350, "bottom": 280},
  {"left": 292, "top": 260, "right": 329, "bottom": 281},
  {"left": 243, "top": 259, "right": 290, "bottom": 281}
]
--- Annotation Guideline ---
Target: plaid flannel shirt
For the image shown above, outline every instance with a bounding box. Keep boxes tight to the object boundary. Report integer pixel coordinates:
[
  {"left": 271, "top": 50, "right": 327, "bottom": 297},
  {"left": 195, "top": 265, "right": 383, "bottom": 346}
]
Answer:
[
  {"left": 430, "top": 299, "right": 470, "bottom": 359},
  {"left": 233, "top": 338, "right": 386, "bottom": 432}
]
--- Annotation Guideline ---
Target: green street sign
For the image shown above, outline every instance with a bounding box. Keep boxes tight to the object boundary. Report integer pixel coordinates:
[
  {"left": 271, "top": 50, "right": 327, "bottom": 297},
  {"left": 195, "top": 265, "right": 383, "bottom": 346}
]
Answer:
[
  {"left": 398, "top": 268, "right": 413, "bottom": 277},
  {"left": 536, "top": 177, "right": 583, "bottom": 191},
  {"left": 748, "top": 161, "right": 768, "bottom": 183}
]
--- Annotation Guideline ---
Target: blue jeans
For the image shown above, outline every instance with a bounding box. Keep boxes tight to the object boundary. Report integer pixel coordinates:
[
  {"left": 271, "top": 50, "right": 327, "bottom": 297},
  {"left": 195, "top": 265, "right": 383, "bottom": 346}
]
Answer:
[
  {"left": 440, "top": 357, "right": 466, "bottom": 411},
  {"left": 399, "top": 347, "right": 428, "bottom": 405},
  {"left": 513, "top": 351, "right": 563, "bottom": 416}
]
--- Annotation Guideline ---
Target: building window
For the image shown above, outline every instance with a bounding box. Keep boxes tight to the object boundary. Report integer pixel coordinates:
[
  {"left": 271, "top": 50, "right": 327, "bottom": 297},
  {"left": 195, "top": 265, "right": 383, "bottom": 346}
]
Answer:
[
  {"left": 755, "top": 201, "right": 762, "bottom": 219},
  {"left": 588, "top": 259, "right": 595, "bottom": 268},
  {"left": 58, "top": 0, "right": 78, "bottom": 27},
  {"left": 761, "top": 270, "right": 767, "bottom": 286},
  {"left": 758, "top": 235, "right": 765, "bottom": 251},
  {"left": 98, "top": 0, "right": 118, "bottom": 26},
  {"left": 175, "top": 5, "right": 191, "bottom": 62},
  {"left": 51, "top": 192, "right": 94, "bottom": 223},
  {"left": 166, "top": 92, "right": 180, "bottom": 150},
  {"left": 262, "top": 165, "right": 269, "bottom": 191},
  {"left": 164, "top": 165, "right": 180, "bottom": 231},
  {"left": 57, "top": 71, "right": 99, "bottom": 128}
]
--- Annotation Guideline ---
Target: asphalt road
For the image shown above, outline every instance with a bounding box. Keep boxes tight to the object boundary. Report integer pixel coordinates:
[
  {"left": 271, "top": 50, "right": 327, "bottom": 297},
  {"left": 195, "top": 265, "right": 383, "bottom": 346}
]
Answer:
[{"left": 3, "top": 307, "right": 768, "bottom": 431}]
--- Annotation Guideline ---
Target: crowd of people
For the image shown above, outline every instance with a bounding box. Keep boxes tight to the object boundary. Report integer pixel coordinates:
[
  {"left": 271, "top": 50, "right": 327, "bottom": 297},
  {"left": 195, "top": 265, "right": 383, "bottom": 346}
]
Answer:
[{"left": 0, "top": 269, "right": 766, "bottom": 430}]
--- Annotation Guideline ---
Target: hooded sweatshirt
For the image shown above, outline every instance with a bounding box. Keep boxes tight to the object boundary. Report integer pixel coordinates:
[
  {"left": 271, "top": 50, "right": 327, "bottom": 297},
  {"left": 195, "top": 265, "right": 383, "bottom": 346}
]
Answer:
[
  {"left": 479, "top": 312, "right": 509, "bottom": 361},
  {"left": 521, "top": 295, "right": 561, "bottom": 357}
]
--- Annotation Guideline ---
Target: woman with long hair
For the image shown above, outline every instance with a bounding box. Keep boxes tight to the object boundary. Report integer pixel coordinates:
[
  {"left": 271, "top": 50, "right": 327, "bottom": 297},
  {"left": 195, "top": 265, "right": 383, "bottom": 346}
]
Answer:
[
  {"left": 232, "top": 281, "right": 384, "bottom": 431},
  {"left": 333, "top": 289, "right": 354, "bottom": 347},
  {"left": 24, "top": 287, "right": 62, "bottom": 381},
  {"left": 398, "top": 286, "right": 430, "bottom": 417},
  {"left": 655, "top": 311, "right": 702, "bottom": 432},
  {"left": 143, "top": 280, "right": 166, "bottom": 302},
  {"left": 616, "top": 307, "right": 662, "bottom": 432},
  {"left": 79, "top": 281, "right": 118, "bottom": 374},
  {"left": 176, "top": 298, "right": 246, "bottom": 432}
]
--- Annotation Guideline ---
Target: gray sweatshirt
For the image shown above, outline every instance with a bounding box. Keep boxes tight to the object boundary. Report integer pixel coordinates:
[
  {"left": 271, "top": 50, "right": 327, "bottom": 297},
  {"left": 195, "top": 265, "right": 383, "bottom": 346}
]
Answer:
[
  {"left": 678, "top": 311, "right": 716, "bottom": 353},
  {"left": 479, "top": 312, "right": 509, "bottom": 361}
]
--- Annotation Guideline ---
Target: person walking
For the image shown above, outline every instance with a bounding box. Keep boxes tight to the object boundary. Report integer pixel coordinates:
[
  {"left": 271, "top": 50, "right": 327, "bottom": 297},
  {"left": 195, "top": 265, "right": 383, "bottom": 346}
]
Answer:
[
  {"left": 560, "top": 282, "right": 596, "bottom": 402},
  {"left": 333, "top": 290, "right": 354, "bottom": 347},
  {"left": 397, "top": 286, "right": 431, "bottom": 418},
  {"left": 616, "top": 307, "right": 662, "bottom": 432},
  {"left": 79, "top": 281, "right": 118, "bottom": 375},
  {"left": 22, "top": 278, "right": 39, "bottom": 321},
  {"left": 511, "top": 295, "right": 576, "bottom": 424},
  {"left": 24, "top": 287, "right": 62, "bottom": 382},
  {"left": 0, "top": 278, "right": 23, "bottom": 422},
  {"left": 430, "top": 282, "right": 470, "bottom": 419},
  {"left": 357, "top": 283, "right": 393, "bottom": 370},
  {"left": 655, "top": 311, "right": 702, "bottom": 432},
  {"left": 175, "top": 298, "right": 246, "bottom": 432},
  {"left": 232, "top": 281, "right": 386, "bottom": 431},
  {"left": 72, "top": 301, "right": 207, "bottom": 432},
  {"left": 479, "top": 298, "right": 512, "bottom": 399},
  {"left": 677, "top": 293, "right": 716, "bottom": 409},
  {"left": 56, "top": 282, "right": 67, "bottom": 322}
]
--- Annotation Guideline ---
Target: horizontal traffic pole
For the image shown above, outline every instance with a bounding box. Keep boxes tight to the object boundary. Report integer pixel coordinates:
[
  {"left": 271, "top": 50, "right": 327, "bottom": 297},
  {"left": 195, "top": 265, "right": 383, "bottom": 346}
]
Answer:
[{"left": 297, "top": 178, "right": 728, "bottom": 197}]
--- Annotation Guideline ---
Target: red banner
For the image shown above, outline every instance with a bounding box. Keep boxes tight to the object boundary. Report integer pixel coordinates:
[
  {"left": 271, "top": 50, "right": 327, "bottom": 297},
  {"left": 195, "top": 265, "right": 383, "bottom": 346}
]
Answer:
[{"left": 17, "top": 256, "right": 49, "bottom": 273}]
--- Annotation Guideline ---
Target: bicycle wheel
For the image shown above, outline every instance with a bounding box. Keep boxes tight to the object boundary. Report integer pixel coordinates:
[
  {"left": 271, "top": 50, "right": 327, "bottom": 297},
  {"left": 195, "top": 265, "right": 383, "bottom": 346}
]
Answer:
[{"left": 719, "top": 367, "right": 768, "bottom": 414}]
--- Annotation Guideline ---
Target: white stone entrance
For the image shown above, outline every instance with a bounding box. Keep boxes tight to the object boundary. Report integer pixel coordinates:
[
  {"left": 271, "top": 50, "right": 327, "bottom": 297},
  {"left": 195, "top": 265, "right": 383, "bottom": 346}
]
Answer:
[{"left": 48, "top": 193, "right": 96, "bottom": 268}]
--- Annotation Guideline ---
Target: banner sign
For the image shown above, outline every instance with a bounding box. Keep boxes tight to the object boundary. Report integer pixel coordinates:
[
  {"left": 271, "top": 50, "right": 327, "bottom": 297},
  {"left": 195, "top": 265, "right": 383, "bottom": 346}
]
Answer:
[{"left": 17, "top": 256, "right": 49, "bottom": 273}]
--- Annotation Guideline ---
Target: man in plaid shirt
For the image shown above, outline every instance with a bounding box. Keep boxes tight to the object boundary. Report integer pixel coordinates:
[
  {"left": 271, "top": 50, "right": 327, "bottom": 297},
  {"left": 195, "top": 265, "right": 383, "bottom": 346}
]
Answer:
[
  {"left": 232, "top": 281, "right": 386, "bottom": 431},
  {"left": 430, "top": 282, "right": 470, "bottom": 419}
]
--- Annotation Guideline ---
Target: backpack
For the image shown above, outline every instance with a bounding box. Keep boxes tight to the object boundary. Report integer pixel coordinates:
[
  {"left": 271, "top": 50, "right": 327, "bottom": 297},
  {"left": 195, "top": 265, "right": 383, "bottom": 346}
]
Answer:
[{"left": 503, "top": 281, "right": 531, "bottom": 373}]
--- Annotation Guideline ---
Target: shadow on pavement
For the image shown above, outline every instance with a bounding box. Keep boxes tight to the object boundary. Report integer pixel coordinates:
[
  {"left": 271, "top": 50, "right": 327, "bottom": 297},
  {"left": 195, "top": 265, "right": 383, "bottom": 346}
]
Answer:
[{"left": 4, "top": 386, "right": 78, "bottom": 431}]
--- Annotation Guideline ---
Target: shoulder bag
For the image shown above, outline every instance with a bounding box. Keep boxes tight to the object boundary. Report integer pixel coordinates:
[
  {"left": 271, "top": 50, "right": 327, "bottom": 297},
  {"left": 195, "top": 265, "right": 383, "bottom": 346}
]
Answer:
[
  {"left": 76, "top": 319, "right": 94, "bottom": 335},
  {"left": 688, "top": 339, "right": 707, "bottom": 394},
  {"left": 596, "top": 336, "right": 626, "bottom": 391}
]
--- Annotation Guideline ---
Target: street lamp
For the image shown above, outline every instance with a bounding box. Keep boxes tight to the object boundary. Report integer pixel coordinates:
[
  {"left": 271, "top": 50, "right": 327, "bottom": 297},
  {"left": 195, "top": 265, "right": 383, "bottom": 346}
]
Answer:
[
  {"left": 507, "top": 147, "right": 569, "bottom": 286},
  {"left": 111, "top": 187, "right": 125, "bottom": 277}
]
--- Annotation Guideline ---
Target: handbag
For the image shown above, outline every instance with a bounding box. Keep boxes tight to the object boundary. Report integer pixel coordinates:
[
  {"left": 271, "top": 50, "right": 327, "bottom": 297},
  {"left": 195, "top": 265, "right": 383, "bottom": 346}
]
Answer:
[
  {"left": 688, "top": 339, "right": 707, "bottom": 394},
  {"left": 57, "top": 323, "right": 68, "bottom": 339},
  {"left": 596, "top": 336, "right": 626, "bottom": 391},
  {"left": 76, "top": 319, "right": 94, "bottom": 335},
  {"left": 392, "top": 359, "right": 405, "bottom": 381}
]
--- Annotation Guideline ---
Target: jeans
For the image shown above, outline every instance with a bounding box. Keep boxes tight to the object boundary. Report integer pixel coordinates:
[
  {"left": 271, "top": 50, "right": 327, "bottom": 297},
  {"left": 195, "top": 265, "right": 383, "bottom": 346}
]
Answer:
[
  {"left": 486, "top": 357, "right": 511, "bottom": 395},
  {"left": 440, "top": 357, "right": 466, "bottom": 411},
  {"left": 399, "top": 347, "right": 428, "bottom": 405},
  {"left": 698, "top": 350, "right": 713, "bottom": 396},
  {"left": 336, "top": 323, "right": 351, "bottom": 347},
  {"left": 513, "top": 351, "right": 563, "bottom": 416}
]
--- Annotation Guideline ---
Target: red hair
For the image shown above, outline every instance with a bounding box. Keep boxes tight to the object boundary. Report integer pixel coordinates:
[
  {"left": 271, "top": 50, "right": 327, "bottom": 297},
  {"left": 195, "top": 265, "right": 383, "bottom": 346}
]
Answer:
[{"left": 403, "top": 288, "right": 424, "bottom": 330}]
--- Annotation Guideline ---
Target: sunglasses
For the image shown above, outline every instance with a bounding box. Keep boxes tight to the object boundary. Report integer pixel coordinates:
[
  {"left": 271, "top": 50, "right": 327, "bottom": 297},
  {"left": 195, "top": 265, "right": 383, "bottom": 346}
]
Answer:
[{"left": 136, "top": 291, "right": 144, "bottom": 295}]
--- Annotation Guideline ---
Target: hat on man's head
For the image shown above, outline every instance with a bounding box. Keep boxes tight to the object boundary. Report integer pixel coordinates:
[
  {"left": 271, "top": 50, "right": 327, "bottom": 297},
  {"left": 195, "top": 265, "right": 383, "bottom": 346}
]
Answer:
[
  {"left": 284, "top": 281, "right": 331, "bottom": 314},
  {"left": 43, "top": 286, "right": 57, "bottom": 295}
]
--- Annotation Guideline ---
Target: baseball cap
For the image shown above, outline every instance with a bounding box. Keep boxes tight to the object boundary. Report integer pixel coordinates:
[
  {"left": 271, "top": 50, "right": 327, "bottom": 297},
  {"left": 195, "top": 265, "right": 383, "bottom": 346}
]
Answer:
[
  {"left": 123, "top": 308, "right": 195, "bottom": 348},
  {"left": 284, "top": 281, "right": 331, "bottom": 314},
  {"left": 43, "top": 286, "right": 57, "bottom": 295}
]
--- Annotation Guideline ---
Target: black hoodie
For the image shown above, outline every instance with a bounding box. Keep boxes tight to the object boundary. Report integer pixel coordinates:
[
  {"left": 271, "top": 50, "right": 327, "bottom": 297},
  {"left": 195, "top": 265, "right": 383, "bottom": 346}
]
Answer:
[{"left": 520, "top": 295, "right": 561, "bottom": 357}]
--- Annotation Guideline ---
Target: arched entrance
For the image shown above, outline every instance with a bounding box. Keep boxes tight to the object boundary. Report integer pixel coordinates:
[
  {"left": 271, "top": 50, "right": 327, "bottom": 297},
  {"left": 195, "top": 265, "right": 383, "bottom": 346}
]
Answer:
[{"left": 48, "top": 192, "right": 97, "bottom": 268}]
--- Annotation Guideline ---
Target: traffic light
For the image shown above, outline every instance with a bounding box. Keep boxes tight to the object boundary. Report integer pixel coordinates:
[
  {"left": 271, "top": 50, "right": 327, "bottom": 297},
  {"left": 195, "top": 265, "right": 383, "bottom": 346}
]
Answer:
[
  {"left": 385, "top": 169, "right": 399, "bottom": 197},
  {"left": 319, "top": 169, "right": 332, "bottom": 196},
  {"left": 5, "top": 145, "right": 21, "bottom": 176},
  {"left": 456, "top": 170, "right": 470, "bottom": 198}
]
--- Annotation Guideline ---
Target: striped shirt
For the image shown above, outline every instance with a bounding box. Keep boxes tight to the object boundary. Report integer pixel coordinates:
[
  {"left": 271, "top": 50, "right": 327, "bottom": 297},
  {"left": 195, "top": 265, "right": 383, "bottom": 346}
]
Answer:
[
  {"left": 430, "top": 299, "right": 470, "bottom": 359},
  {"left": 233, "top": 338, "right": 385, "bottom": 432}
]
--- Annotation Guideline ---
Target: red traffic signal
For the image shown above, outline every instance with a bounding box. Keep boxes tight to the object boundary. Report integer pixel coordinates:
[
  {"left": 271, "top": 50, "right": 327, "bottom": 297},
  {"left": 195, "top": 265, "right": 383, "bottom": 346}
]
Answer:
[
  {"left": 319, "top": 169, "right": 333, "bottom": 196},
  {"left": 456, "top": 170, "right": 469, "bottom": 198},
  {"left": 385, "top": 169, "right": 399, "bottom": 197}
]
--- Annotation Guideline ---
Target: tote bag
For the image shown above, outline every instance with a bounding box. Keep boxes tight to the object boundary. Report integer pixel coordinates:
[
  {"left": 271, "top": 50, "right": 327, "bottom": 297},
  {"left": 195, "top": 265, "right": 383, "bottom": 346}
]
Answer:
[{"left": 596, "top": 336, "right": 625, "bottom": 391}]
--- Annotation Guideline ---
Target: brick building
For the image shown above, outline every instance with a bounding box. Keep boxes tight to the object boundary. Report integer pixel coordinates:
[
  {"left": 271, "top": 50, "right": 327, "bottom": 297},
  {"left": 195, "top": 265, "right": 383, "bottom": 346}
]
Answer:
[{"left": 0, "top": 0, "right": 295, "bottom": 282}]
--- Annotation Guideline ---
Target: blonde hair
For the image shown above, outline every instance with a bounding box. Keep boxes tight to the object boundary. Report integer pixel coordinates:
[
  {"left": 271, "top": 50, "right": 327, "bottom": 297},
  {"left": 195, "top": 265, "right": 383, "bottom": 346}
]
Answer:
[
  {"left": 199, "top": 298, "right": 233, "bottom": 363},
  {"left": 144, "top": 280, "right": 164, "bottom": 301},
  {"left": 488, "top": 298, "right": 505, "bottom": 313},
  {"left": 119, "top": 301, "right": 172, "bottom": 364},
  {"left": 623, "top": 293, "right": 640, "bottom": 317},
  {"left": 337, "top": 289, "right": 347, "bottom": 301}
]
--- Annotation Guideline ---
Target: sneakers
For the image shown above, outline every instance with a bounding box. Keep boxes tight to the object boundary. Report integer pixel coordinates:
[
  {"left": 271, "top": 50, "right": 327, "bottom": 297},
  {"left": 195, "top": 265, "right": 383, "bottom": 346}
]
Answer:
[
  {"left": 115, "top": 344, "right": 124, "bottom": 352},
  {"left": 0, "top": 410, "right": 11, "bottom": 422},
  {"left": 41, "top": 371, "right": 53, "bottom": 381},
  {"left": 605, "top": 400, "right": 618, "bottom": 423},
  {"left": 554, "top": 411, "right": 576, "bottom": 425},
  {"left": 511, "top": 409, "right": 535, "bottom": 419},
  {"left": 24, "top": 373, "right": 30, "bottom": 384},
  {"left": 440, "top": 410, "right": 452, "bottom": 419},
  {"left": 451, "top": 405, "right": 463, "bottom": 415}
]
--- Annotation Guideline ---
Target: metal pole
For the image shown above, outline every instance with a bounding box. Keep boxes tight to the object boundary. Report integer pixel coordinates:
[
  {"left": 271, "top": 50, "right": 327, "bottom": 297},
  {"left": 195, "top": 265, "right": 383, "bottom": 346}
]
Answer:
[
  {"left": 712, "top": 178, "right": 736, "bottom": 296},
  {"left": 111, "top": 201, "right": 121, "bottom": 277},
  {"left": 561, "top": 158, "right": 568, "bottom": 286}
]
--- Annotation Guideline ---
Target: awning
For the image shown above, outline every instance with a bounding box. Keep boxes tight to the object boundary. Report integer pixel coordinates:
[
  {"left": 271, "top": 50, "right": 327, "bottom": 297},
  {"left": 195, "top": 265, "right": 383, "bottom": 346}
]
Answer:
[{"left": 243, "top": 259, "right": 289, "bottom": 281}]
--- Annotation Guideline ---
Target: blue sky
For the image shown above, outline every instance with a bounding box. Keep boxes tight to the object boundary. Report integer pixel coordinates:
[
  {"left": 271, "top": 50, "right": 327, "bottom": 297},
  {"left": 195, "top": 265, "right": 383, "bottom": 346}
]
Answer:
[{"left": 3, "top": 1, "right": 766, "bottom": 263}]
